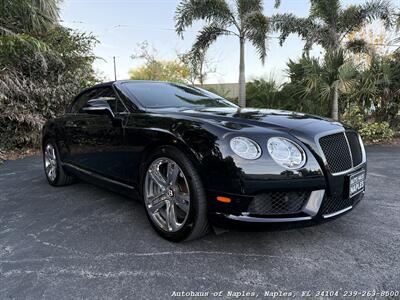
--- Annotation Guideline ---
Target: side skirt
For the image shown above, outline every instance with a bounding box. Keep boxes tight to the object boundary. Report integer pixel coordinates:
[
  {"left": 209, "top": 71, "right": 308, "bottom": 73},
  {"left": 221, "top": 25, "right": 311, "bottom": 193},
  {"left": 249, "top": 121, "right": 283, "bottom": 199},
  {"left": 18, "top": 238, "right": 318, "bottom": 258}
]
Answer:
[{"left": 62, "top": 162, "right": 139, "bottom": 199}]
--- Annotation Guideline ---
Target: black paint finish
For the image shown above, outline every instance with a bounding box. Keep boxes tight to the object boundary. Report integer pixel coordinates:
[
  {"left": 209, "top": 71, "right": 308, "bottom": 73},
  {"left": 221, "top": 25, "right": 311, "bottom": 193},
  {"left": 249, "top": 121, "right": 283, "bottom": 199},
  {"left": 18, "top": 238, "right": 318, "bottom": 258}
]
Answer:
[{"left": 42, "top": 80, "right": 366, "bottom": 224}]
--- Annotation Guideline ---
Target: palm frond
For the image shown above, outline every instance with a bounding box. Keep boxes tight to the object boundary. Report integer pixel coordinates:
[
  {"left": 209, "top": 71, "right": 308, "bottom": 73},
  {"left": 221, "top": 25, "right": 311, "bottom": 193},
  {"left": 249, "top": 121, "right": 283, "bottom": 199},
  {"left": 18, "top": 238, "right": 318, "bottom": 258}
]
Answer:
[
  {"left": 338, "top": 5, "right": 364, "bottom": 34},
  {"left": 0, "top": 34, "right": 50, "bottom": 70},
  {"left": 236, "top": 0, "right": 262, "bottom": 21},
  {"left": 243, "top": 12, "right": 269, "bottom": 63},
  {"left": 0, "top": 0, "right": 59, "bottom": 34},
  {"left": 338, "top": 63, "right": 358, "bottom": 93},
  {"left": 360, "top": 0, "right": 394, "bottom": 29},
  {"left": 345, "top": 39, "right": 371, "bottom": 54},
  {"left": 271, "top": 13, "right": 313, "bottom": 46},
  {"left": 309, "top": 0, "right": 340, "bottom": 25},
  {"left": 396, "top": 13, "right": 400, "bottom": 30},
  {"left": 318, "top": 81, "right": 333, "bottom": 101},
  {"left": 338, "top": 0, "right": 393, "bottom": 38},
  {"left": 322, "top": 50, "right": 345, "bottom": 84},
  {"left": 191, "top": 23, "right": 231, "bottom": 59},
  {"left": 175, "top": 0, "right": 234, "bottom": 36}
]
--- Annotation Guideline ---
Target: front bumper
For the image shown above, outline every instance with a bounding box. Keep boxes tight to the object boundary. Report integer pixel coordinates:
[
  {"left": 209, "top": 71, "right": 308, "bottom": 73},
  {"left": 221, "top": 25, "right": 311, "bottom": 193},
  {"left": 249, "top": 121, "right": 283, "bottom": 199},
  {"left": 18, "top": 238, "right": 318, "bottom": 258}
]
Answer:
[
  {"left": 205, "top": 127, "right": 367, "bottom": 226},
  {"left": 210, "top": 191, "right": 364, "bottom": 225},
  {"left": 206, "top": 163, "right": 366, "bottom": 225}
]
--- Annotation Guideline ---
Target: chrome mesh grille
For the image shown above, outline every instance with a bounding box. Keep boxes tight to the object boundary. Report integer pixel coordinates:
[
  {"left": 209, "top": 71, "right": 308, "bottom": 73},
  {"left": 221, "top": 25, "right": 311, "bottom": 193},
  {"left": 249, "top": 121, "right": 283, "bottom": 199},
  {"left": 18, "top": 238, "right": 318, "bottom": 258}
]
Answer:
[
  {"left": 319, "top": 131, "right": 363, "bottom": 174},
  {"left": 321, "top": 192, "right": 363, "bottom": 215},
  {"left": 248, "top": 191, "right": 310, "bottom": 215},
  {"left": 319, "top": 132, "right": 352, "bottom": 173},
  {"left": 321, "top": 194, "right": 353, "bottom": 215}
]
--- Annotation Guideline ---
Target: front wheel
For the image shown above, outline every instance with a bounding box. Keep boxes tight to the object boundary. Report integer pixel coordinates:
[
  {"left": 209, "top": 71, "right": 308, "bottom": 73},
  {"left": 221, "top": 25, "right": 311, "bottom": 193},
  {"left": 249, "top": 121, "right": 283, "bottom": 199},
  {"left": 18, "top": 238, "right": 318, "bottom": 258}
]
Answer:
[
  {"left": 142, "top": 146, "right": 209, "bottom": 242},
  {"left": 43, "top": 140, "right": 75, "bottom": 186}
]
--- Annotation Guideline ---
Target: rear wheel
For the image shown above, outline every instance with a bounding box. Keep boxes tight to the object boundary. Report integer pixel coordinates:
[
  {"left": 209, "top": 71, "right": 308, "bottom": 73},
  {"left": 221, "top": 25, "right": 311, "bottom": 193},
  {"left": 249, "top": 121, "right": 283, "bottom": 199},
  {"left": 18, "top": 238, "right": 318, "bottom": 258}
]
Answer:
[
  {"left": 142, "top": 146, "right": 209, "bottom": 242},
  {"left": 43, "top": 140, "right": 75, "bottom": 186}
]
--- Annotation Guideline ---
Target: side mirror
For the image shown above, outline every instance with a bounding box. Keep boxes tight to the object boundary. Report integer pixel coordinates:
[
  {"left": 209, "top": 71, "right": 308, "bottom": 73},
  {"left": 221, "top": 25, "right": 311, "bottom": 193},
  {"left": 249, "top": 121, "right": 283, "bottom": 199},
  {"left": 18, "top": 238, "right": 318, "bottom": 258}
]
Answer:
[{"left": 82, "top": 99, "right": 115, "bottom": 118}]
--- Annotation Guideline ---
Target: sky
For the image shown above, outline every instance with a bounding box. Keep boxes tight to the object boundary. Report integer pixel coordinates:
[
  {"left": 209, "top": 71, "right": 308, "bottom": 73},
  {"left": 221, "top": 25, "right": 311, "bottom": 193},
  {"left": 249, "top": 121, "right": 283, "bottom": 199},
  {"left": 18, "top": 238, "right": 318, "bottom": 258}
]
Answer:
[{"left": 60, "top": 0, "right": 397, "bottom": 84}]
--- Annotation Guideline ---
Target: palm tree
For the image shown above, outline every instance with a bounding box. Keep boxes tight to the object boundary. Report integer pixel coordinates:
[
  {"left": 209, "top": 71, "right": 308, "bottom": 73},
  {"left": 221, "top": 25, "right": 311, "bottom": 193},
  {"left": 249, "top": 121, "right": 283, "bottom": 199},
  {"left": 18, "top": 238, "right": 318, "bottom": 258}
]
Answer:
[
  {"left": 0, "top": 0, "right": 59, "bottom": 34},
  {"left": 393, "top": 12, "right": 400, "bottom": 52},
  {"left": 272, "top": 0, "right": 394, "bottom": 120},
  {"left": 286, "top": 52, "right": 358, "bottom": 117},
  {"left": 175, "top": 0, "right": 280, "bottom": 107},
  {"left": 0, "top": 0, "right": 60, "bottom": 67},
  {"left": 352, "top": 53, "right": 400, "bottom": 124}
]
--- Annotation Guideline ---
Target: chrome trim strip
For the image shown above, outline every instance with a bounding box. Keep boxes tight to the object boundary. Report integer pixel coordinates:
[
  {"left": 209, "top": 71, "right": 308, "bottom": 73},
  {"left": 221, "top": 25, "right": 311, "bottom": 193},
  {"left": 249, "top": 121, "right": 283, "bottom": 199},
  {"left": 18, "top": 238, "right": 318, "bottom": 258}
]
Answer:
[
  {"left": 358, "top": 133, "right": 367, "bottom": 164},
  {"left": 302, "top": 189, "right": 325, "bottom": 216},
  {"left": 314, "top": 129, "right": 367, "bottom": 176},
  {"left": 62, "top": 162, "right": 135, "bottom": 190},
  {"left": 322, "top": 206, "right": 352, "bottom": 219},
  {"left": 343, "top": 132, "right": 354, "bottom": 167},
  {"left": 329, "top": 162, "right": 366, "bottom": 176},
  {"left": 217, "top": 213, "right": 312, "bottom": 223}
]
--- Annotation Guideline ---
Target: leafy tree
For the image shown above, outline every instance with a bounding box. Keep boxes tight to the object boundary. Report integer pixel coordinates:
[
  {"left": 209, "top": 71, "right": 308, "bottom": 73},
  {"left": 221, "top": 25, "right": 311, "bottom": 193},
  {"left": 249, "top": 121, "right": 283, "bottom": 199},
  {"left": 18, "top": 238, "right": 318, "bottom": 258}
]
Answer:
[
  {"left": 129, "top": 41, "right": 190, "bottom": 83},
  {"left": 0, "top": 0, "right": 60, "bottom": 61},
  {"left": 0, "top": 0, "right": 59, "bottom": 34},
  {"left": 0, "top": 1, "right": 98, "bottom": 150},
  {"left": 350, "top": 53, "right": 400, "bottom": 125},
  {"left": 178, "top": 49, "right": 216, "bottom": 85},
  {"left": 175, "top": 0, "right": 280, "bottom": 107},
  {"left": 129, "top": 61, "right": 190, "bottom": 83},
  {"left": 272, "top": 0, "right": 394, "bottom": 120},
  {"left": 0, "top": 0, "right": 60, "bottom": 33}
]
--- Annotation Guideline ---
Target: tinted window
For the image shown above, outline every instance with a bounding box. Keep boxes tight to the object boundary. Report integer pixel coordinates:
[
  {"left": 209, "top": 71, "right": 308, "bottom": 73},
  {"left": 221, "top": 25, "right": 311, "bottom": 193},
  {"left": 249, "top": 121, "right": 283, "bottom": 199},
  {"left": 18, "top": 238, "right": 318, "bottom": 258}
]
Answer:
[
  {"left": 90, "top": 87, "right": 127, "bottom": 113},
  {"left": 69, "top": 90, "right": 95, "bottom": 113},
  {"left": 70, "top": 87, "right": 127, "bottom": 113},
  {"left": 122, "top": 82, "right": 237, "bottom": 108}
]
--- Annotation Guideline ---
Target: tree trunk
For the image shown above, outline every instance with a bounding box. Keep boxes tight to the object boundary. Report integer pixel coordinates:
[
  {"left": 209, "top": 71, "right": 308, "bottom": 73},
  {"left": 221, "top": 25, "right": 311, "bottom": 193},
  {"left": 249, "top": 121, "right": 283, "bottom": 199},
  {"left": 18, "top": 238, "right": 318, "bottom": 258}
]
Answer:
[
  {"left": 329, "top": 29, "right": 340, "bottom": 120},
  {"left": 238, "top": 37, "right": 246, "bottom": 107},
  {"left": 199, "top": 55, "right": 204, "bottom": 85},
  {"left": 331, "top": 84, "right": 339, "bottom": 120}
]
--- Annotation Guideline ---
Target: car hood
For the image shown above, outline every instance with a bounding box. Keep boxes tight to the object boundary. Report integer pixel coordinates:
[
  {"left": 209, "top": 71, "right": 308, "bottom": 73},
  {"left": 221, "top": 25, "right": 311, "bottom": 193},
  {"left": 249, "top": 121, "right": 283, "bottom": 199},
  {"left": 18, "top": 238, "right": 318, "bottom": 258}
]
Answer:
[{"left": 152, "top": 107, "right": 344, "bottom": 134}]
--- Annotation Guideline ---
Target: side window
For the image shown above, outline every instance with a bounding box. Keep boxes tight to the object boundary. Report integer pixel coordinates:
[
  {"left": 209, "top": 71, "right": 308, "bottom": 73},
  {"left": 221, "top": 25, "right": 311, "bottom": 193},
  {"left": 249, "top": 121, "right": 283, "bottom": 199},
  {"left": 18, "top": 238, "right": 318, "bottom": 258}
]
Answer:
[
  {"left": 92, "top": 87, "right": 127, "bottom": 113},
  {"left": 69, "top": 90, "right": 94, "bottom": 113},
  {"left": 69, "top": 87, "right": 127, "bottom": 114}
]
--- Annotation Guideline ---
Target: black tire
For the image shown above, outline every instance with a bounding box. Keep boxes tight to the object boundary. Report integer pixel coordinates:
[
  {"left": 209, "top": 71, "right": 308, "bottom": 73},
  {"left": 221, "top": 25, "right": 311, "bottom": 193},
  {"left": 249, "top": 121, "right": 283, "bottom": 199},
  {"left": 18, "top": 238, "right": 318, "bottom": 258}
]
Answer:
[
  {"left": 43, "top": 139, "right": 75, "bottom": 186},
  {"left": 142, "top": 146, "right": 209, "bottom": 242}
]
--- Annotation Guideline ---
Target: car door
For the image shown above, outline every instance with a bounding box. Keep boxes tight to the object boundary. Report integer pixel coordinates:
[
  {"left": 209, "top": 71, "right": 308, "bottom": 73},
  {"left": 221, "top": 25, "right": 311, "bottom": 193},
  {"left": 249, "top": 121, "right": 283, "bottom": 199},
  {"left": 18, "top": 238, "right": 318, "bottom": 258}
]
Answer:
[{"left": 64, "top": 86, "right": 128, "bottom": 181}]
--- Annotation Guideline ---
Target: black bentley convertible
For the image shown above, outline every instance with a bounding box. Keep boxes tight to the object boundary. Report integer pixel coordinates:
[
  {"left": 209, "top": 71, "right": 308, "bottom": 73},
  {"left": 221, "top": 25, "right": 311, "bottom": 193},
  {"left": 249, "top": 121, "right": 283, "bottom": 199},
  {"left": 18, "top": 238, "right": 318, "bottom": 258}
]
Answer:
[{"left": 42, "top": 80, "right": 366, "bottom": 241}]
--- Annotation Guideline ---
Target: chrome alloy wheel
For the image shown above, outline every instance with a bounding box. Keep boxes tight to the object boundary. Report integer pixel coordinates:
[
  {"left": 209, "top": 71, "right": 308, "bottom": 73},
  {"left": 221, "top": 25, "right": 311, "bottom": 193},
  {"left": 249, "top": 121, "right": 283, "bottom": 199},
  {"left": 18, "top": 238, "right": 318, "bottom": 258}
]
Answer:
[
  {"left": 144, "top": 157, "right": 190, "bottom": 232},
  {"left": 44, "top": 144, "right": 57, "bottom": 182}
]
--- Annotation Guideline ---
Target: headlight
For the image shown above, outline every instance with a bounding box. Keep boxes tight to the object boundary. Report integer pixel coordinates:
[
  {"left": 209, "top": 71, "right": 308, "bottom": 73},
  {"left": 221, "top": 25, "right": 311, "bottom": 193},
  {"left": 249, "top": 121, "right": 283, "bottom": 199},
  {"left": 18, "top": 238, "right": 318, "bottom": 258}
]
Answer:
[
  {"left": 230, "top": 137, "right": 261, "bottom": 160},
  {"left": 267, "top": 137, "right": 306, "bottom": 169}
]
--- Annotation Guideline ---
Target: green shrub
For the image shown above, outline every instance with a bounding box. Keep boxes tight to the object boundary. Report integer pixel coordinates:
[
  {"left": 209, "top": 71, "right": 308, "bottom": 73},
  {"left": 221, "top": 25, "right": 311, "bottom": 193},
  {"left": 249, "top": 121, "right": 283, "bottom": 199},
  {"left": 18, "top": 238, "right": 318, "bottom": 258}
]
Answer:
[
  {"left": 246, "top": 79, "right": 279, "bottom": 108},
  {"left": 342, "top": 106, "right": 395, "bottom": 143},
  {"left": 341, "top": 105, "right": 364, "bottom": 129},
  {"left": 359, "top": 122, "right": 395, "bottom": 143}
]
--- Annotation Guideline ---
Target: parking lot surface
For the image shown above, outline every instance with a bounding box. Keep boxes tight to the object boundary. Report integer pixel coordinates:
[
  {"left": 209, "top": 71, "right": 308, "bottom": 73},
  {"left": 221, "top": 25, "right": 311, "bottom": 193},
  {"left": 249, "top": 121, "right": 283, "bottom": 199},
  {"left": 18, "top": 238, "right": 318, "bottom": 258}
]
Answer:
[{"left": 0, "top": 146, "right": 399, "bottom": 299}]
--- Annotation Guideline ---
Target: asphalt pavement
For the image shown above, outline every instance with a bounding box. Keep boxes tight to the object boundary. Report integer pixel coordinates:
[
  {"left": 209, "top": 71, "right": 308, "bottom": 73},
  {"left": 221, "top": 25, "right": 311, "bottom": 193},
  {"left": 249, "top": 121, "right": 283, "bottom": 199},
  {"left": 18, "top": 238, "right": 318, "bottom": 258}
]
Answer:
[{"left": 0, "top": 145, "right": 399, "bottom": 299}]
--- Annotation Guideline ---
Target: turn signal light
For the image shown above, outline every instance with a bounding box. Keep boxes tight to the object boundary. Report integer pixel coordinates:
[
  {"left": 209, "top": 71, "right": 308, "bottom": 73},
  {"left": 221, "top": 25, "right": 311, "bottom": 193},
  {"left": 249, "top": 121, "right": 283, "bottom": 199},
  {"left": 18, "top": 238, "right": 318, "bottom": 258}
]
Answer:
[{"left": 216, "top": 196, "right": 231, "bottom": 203}]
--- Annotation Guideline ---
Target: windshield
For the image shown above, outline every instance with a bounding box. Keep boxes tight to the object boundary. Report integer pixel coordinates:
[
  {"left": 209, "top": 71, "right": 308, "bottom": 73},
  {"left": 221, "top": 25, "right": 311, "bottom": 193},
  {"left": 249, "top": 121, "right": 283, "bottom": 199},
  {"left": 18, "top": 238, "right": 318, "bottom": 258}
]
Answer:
[{"left": 122, "top": 81, "right": 238, "bottom": 109}]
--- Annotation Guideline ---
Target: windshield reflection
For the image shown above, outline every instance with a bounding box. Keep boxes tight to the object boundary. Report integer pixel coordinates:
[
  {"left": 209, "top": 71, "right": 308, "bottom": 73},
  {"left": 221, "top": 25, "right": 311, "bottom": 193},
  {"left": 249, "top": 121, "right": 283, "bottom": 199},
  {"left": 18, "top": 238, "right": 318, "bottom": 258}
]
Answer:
[{"left": 122, "top": 81, "right": 238, "bottom": 109}]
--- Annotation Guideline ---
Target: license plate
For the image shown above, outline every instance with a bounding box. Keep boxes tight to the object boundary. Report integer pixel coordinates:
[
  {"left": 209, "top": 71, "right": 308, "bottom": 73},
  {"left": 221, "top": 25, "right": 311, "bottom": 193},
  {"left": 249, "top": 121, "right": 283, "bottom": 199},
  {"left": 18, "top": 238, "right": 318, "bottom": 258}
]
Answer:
[{"left": 349, "top": 170, "right": 365, "bottom": 198}]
